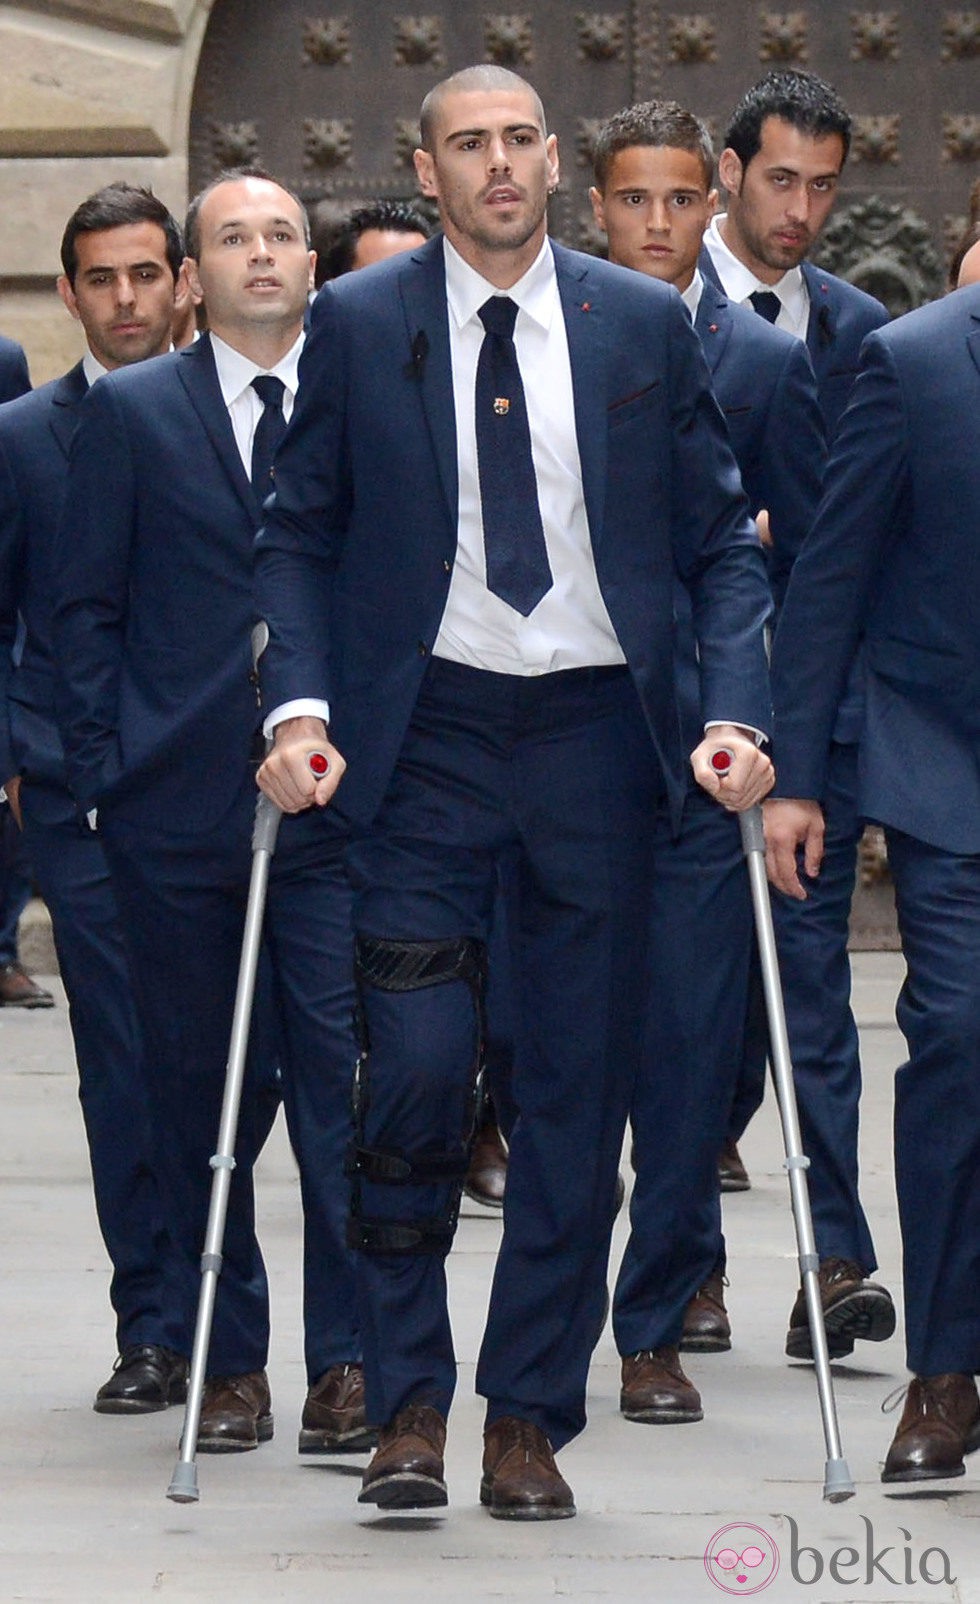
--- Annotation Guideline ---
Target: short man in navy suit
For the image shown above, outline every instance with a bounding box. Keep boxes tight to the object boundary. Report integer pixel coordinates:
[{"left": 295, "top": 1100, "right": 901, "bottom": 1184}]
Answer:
[
  {"left": 767, "top": 284, "right": 980, "bottom": 1483},
  {"left": 589, "top": 100, "right": 826, "bottom": 1391},
  {"left": 53, "top": 172, "right": 367, "bottom": 1455},
  {"left": 255, "top": 65, "right": 774, "bottom": 1519},
  {"left": 702, "top": 69, "right": 895, "bottom": 1362},
  {"left": 0, "top": 185, "right": 186, "bottom": 1409}
]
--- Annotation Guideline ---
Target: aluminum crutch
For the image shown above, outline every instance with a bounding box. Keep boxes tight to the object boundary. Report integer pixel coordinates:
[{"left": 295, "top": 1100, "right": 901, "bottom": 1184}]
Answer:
[{"left": 712, "top": 750, "right": 855, "bottom": 1503}]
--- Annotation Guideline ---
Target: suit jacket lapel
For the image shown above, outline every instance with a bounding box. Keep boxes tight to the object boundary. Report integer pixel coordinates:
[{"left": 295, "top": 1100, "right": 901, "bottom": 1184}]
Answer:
[
  {"left": 802, "top": 262, "right": 836, "bottom": 369},
  {"left": 48, "top": 362, "right": 88, "bottom": 458},
  {"left": 398, "top": 236, "right": 458, "bottom": 527},
  {"left": 694, "top": 281, "right": 734, "bottom": 373},
  {"left": 967, "top": 306, "right": 980, "bottom": 382},
  {"left": 554, "top": 243, "right": 607, "bottom": 550},
  {"left": 175, "top": 334, "right": 257, "bottom": 521}
]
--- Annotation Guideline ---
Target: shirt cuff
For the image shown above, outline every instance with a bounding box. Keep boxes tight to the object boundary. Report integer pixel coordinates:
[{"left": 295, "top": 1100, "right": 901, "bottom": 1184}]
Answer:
[
  {"left": 704, "top": 720, "right": 768, "bottom": 748},
  {"left": 262, "top": 698, "right": 331, "bottom": 739}
]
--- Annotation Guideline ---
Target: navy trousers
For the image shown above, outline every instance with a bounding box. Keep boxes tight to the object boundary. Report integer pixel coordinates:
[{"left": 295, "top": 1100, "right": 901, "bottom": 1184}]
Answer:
[
  {"left": 887, "top": 828, "right": 980, "bottom": 1377},
  {"left": 725, "top": 740, "right": 876, "bottom": 1273},
  {"left": 613, "top": 793, "right": 752, "bottom": 1355},
  {"left": 0, "top": 802, "right": 32, "bottom": 963},
  {"left": 101, "top": 787, "right": 359, "bottom": 1381},
  {"left": 20, "top": 779, "right": 175, "bottom": 1352},
  {"left": 347, "top": 659, "right": 659, "bottom": 1449}
]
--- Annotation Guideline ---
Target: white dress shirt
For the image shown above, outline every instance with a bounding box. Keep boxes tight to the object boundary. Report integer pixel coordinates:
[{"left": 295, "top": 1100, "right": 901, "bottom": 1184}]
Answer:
[
  {"left": 209, "top": 329, "right": 303, "bottom": 475},
  {"left": 704, "top": 216, "right": 810, "bottom": 340},
  {"left": 433, "top": 236, "right": 623, "bottom": 674},
  {"left": 680, "top": 268, "right": 704, "bottom": 322}
]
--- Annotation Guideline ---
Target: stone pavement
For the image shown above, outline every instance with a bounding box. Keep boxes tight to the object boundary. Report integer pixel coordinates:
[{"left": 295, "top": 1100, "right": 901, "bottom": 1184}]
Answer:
[{"left": 1, "top": 953, "right": 978, "bottom": 1604}]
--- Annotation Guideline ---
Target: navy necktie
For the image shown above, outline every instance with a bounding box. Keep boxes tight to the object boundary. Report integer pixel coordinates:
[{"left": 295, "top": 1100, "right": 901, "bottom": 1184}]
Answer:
[
  {"left": 475, "top": 296, "right": 553, "bottom": 616},
  {"left": 250, "top": 374, "right": 287, "bottom": 502},
  {"left": 749, "top": 290, "right": 782, "bottom": 324}
]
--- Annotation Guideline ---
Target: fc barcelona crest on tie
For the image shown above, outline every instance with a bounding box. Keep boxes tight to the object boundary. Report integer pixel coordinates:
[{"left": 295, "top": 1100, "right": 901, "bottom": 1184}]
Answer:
[{"left": 493, "top": 397, "right": 510, "bottom": 415}]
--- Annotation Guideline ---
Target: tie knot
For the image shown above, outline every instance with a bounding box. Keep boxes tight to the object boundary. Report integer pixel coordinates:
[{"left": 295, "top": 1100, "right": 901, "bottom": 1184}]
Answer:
[
  {"left": 748, "top": 290, "right": 782, "bottom": 325},
  {"left": 252, "top": 374, "right": 285, "bottom": 410},
  {"left": 478, "top": 295, "right": 519, "bottom": 340}
]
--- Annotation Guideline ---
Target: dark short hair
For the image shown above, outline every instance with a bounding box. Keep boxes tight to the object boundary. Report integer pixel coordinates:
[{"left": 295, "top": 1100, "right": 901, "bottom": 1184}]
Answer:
[
  {"left": 184, "top": 166, "right": 311, "bottom": 261},
  {"left": 60, "top": 182, "right": 183, "bottom": 286},
  {"left": 318, "top": 200, "right": 431, "bottom": 283},
  {"left": 592, "top": 100, "right": 714, "bottom": 192},
  {"left": 419, "top": 65, "right": 546, "bottom": 152},
  {"left": 724, "top": 70, "right": 851, "bottom": 170}
]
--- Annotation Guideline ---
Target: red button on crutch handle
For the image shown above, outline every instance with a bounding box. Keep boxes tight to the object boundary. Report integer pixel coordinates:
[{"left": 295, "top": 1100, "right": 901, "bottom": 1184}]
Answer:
[
  {"left": 307, "top": 751, "right": 330, "bottom": 779},
  {"left": 710, "top": 746, "right": 736, "bottom": 776}
]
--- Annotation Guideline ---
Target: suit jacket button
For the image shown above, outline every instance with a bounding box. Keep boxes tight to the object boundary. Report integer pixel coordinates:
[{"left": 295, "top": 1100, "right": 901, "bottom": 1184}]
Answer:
[
  {"left": 418, "top": 641, "right": 429, "bottom": 656},
  {"left": 442, "top": 558, "right": 451, "bottom": 572}
]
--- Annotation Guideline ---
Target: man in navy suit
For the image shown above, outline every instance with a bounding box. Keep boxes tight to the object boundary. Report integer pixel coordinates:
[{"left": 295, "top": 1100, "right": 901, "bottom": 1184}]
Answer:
[
  {"left": 0, "top": 332, "right": 55, "bottom": 1011},
  {"left": 53, "top": 171, "right": 367, "bottom": 1455},
  {"left": 255, "top": 66, "right": 774, "bottom": 1519},
  {"left": 589, "top": 99, "right": 826, "bottom": 1388},
  {"left": 0, "top": 185, "right": 189, "bottom": 1410},
  {"left": 767, "top": 285, "right": 980, "bottom": 1483},
  {"left": 701, "top": 69, "right": 895, "bottom": 1363}
]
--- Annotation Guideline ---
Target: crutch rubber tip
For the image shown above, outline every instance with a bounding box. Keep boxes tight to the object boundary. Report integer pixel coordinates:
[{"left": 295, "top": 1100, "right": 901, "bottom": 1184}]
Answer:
[
  {"left": 307, "top": 751, "right": 330, "bottom": 779},
  {"left": 167, "top": 1463, "right": 200, "bottom": 1503},
  {"left": 710, "top": 747, "right": 735, "bottom": 774},
  {"left": 822, "top": 1459, "right": 856, "bottom": 1503}
]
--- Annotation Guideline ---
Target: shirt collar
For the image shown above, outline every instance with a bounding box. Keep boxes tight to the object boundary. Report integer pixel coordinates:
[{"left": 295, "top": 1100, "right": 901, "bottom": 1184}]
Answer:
[
  {"left": 706, "top": 214, "right": 807, "bottom": 319},
  {"left": 209, "top": 328, "right": 305, "bottom": 407},
  {"left": 444, "top": 235, "right": 557, "bottom": 334},
  {"left": 680, "top": 267, "right": 704, "bottom": 320},
  {"left": 83, "top": 344, "right": 176, "bottom": 389}
]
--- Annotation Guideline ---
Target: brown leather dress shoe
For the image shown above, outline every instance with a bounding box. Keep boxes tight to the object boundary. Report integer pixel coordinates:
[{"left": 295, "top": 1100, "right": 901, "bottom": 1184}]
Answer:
[
  {"left": 298, "top": 1362, "right": 376, "bottom": 1454},
  {"left": 196, "top": 1370, "right": 273, "bottom": 1453},
  {"left": 358, "top": 1403, "right": 447, "bottom": 1509},
  {"left": 0, "top": 961, "right": 54, "bottom": 1008},
  {"left": 93, "top": 1345, "right": 188, "bottom": 1414},
  {"left": 717, "top": 1138, "right": 750, "bottom": 1192},
  {"left": 680, "top": 1271, "right": 731, "bottom": 1353},
  {"left": 620, "top": 1345, "right": 703, "bottom": 1423},
  {"left": 480, "top": 1417, "right": 575, "bottom": 1520},
  {"left": 463, "top": 1118, "right": 508, "bottom": 1209},
  {"left": 882, "top": 1373, "right": 980, "bottom": 1483},
  {"left": 785, "top": 1257, "right": 896, "bottom": 1361}
]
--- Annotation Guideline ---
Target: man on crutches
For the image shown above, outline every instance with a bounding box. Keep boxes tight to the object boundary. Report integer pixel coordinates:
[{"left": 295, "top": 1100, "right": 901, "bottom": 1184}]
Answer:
[{"left": 52, "top": 169, "right": 368, "bottom": 1459}]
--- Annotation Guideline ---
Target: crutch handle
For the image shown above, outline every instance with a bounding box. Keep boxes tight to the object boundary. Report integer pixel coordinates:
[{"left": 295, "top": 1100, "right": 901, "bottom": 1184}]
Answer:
[
  {"left": 710, "top": 746, "right": 736, "bottom": 774},
  {"left": 307, "top": 750, "right": 330, "bottom": 779}
]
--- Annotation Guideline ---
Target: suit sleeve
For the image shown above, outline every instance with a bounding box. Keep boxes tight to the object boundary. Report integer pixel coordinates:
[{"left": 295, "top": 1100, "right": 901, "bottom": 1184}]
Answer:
[
  {"left": 0, "top": 342, "right": 30, "bottom": 405},
  {"left": 254, "top": 284, "right": 353, "bottom": 714},
  {"left": 665, "top": 298, "right": 774, "bottom": 739},
  {"left": 0, "top": 431, "right": 25, "bottom": 783},
  {"left": 50, "top": 380, "right": 135, "bottom": 808},
  {"left": 751, "top": 339, "right": 827, "bottom": 609},
  {"left": 771, "top": 329, "right": 910, "bottom": 799}
]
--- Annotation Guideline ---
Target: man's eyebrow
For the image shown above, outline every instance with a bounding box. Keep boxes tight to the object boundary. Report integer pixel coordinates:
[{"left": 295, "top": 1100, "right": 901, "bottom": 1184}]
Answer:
[
  {"left": 444, "top": 121, "right": 540, "bottom": 142},
  {"left": 80, "top": 259, "right": 162, "bottom": 277}
]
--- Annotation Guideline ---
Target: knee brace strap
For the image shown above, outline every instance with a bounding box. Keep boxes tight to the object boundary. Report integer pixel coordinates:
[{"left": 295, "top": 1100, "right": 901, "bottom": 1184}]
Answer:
[
  {"left": 347, "top": 1215, "right": 456, "bottom": 1255},
  {"left": 345, "top": 1144, "right": 469, "bottom": 1184},
  {"left": 355, "top": 933, "right": 486, "bottom": 994}
]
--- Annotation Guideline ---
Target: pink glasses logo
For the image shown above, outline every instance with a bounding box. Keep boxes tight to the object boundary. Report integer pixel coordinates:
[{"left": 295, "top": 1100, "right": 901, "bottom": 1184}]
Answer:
[{"left": 704, "top": 1523, "right": 780, "bottom": 1594}]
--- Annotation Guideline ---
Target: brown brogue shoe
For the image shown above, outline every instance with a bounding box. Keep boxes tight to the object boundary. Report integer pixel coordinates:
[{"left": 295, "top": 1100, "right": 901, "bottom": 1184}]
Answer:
[
  {"left": 299, "top": 1362, "right": 376, "bottom": 1454},
  {"left": 480, "top": 1417, "right": 575, "bottom": 1520},
  {"left": 94, "top": 1345, "right": 188, "bottom": 1414},
  {"left": 718, "top": 1138, "right": 750, "bottom": 1193},
  {"left": 196, "top": 1370, "right": 272, "bottom": 1453},
  {"left": 680, "top": 1271, "right": 731, "bottom": 1354},
  {"left": 882, "top": 1374, "right": 980, "bottom": 1483},
  {"left": 358, "top": 1403, "right": 447, "bottom": 1509},
  {"left": 0, "top": 961, "right": 54, "bottom": 1008},
  {"left": 620, "top": 1345, "right": 703, "bottom": 1423},
  {"left": 785, "top": 1257, "right": 896, "bottom": 1361},
  {"left": 463, "top": 1118, "right": 508, "bottom": 1209}
]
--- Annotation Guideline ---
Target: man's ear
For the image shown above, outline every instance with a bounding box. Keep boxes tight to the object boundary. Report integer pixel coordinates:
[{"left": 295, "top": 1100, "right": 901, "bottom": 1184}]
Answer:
[
  {"left": 717, "top": 148, "right": 743, "bottom": 197},
  {"left": 57, "top": 275, "right": 81, "bottom": 323},
  {"left": 588, "top": 186, "right": 606, "bottom": 233},
  {"left": 414, "top": 147, "right": 438, "bottom": 200}
]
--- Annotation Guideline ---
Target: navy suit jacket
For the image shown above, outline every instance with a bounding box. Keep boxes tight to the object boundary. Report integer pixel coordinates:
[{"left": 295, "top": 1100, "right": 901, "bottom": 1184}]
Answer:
[
  {"left": 52, "top": 336, "right": 265, "bottom": 830},
  {"left": 0, "top": 364, "right": 87, "bottom": 787},
  {"left": 772, "top": 285, "right": 980, "bottom": 854},
  {"left": 0, "top": 336, "right": 30, "bottom": 404},
  {"left": 255, "top": 235, "right": 772, "bottom": 830}
]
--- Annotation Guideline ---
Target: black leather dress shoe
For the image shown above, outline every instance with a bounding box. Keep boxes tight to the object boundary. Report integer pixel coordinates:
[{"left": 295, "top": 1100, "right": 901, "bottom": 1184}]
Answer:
[
  {"left": 717, "top": 1138, "right": 750, "bottom": 1192},
  {"left": 882, "top": 1373, "right": 980, "bottom": 1483},
  {"left": 481, "top": 1417, "right": 575, "bottom": 1520},
  {"left": 93, "top": 1345, "right": 188, "bottom": 1414},
  {"left": 358, "top": 1403, "right": 447, "bottom": 1509},
  {"left": 785, "top": 1257, "right": 896, "bottom": 1360}
]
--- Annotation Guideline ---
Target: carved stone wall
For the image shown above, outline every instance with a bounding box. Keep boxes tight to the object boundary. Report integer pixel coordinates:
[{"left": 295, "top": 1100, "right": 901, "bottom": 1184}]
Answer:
[{"left": 1, "top": 3, "right": 977, "bottom": 379}]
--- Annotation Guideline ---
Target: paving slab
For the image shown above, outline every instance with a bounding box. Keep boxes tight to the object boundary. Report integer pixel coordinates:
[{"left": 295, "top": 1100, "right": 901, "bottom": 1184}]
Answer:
[{"left": 1, "top": 953, "right": 977, "bottom": 1603}]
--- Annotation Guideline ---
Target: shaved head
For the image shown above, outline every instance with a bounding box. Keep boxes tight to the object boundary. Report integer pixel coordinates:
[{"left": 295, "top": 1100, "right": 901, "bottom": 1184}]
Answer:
[{"left": 419, "top": 65, "right": 546, "bottom": 151}]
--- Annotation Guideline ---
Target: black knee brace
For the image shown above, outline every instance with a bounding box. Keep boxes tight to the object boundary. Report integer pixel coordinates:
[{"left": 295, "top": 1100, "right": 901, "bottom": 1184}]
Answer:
[{"left": 347, "top": 935, "right": 487, "bottom": 1255}]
